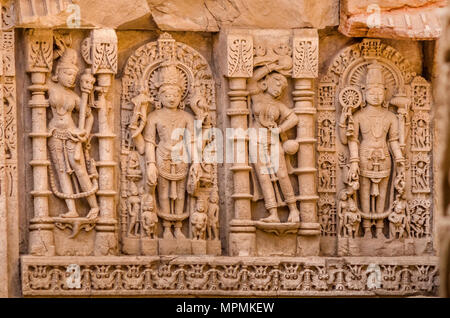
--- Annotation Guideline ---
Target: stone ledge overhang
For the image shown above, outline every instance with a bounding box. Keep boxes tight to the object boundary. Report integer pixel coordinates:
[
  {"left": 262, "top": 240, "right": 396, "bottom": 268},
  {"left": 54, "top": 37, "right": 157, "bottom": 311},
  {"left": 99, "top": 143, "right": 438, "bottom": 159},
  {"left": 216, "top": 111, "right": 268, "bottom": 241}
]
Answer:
[
  {"left": 21, "top": 255, "right": 439, "bottom": 297},
  {"left": 339, "top": 0, "right": 447, "bottom": 40}
]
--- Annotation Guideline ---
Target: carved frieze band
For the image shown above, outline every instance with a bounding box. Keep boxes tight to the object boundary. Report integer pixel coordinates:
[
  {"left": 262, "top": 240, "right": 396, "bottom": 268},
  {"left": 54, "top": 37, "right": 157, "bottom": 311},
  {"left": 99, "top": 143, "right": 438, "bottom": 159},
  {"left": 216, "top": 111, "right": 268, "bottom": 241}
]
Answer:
[{"left": 21, "top": 256, "right": 439, "bottom": 296}]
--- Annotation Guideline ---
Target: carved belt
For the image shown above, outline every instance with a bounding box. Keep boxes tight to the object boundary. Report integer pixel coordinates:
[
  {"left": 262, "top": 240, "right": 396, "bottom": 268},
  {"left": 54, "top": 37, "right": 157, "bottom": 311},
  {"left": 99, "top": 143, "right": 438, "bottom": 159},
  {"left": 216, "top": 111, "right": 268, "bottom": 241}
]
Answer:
[
  {"left": 360, "top": 169, "right": 390, "bottom": 179},
  {"left": 156, "top": 146, "right": 188, "bottom": 202},
  {"left": 52, "top": 129, "right": 71, "bottom": 140},
  {"left": 50, "top": 129, "right": 75, "bottom": 174}
]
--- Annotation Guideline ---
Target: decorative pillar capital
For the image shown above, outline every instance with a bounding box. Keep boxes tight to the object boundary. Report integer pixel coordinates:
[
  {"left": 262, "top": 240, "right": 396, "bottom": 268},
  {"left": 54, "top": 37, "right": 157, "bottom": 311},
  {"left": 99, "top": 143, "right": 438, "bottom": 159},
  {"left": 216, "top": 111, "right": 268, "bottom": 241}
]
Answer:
[
  {"left": 25, "top": 29, "right": 53, "bottom": 74},
  {"left": 82, "top": 28, "right": 118, "bottom": 75},
  {"left": 227, "top": 34, "right": 253, "bottom": 78},
  {"left": 292, "top": 29, "right": 318, "bottom": 79}
]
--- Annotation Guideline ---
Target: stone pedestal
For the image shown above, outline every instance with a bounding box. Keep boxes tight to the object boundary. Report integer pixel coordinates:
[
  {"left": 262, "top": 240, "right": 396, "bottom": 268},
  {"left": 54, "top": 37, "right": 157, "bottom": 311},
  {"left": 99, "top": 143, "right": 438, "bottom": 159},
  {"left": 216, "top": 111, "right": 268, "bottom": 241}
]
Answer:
[
  {"left": 54, "top": 228, "right": 95, "bottom": 256},
  {"left": 191, "top": 239, "right": 207, "bottom": 255},
  {"left": 159, "top": 238, "right": 192, "bottom": 255},
  {"left": 122, "top": 237, "right": 140, "bottom": 255},
  {"left": 229, "top": 220, "right": 256, "bottom": 257},
  {"left": 207, "top": 240, "right": 221, "bottom": 255},
  {"left": 141, "top": 238, "right": 158, "bottom": 255}
]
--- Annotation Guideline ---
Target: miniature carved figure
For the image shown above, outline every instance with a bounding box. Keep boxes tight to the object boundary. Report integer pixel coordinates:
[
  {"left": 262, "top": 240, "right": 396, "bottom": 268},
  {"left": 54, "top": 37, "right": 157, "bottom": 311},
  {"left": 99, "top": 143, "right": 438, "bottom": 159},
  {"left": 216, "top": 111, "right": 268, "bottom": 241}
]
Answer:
[
  {"left": 141, "top": 194, "right": 158, "bottom": 239},
  {"left": 207, "top": 190, "right": 219, "bottom": 240},
  {"left": 248, "top": 49, "right": 300, "bottom": 223},
  {"left": 414, "top": 119, "right": 427, "bottom": 149},
  {"left": 414, "top": 160, "right": 428, "bottom": 191},
  {"left": 126, "top": 151, "right": 142, "bottom": 178},
  {"left": 338, "top": 188, "right": 360, "bottom": 238},
  {"left": 339, "top": 61, "right": 406, "bottom": 238},
  {"left": 319, "top": 161, "right": 332, "bottom": 190},
  {"left": 318, "top": 204, "right": 332, "bottom": 235},
  {"left": 409, "top": 203, "right": 430, "bottom": 238},
  {"left": 388, "top": 194, "right": 410, "bottom": 239},
  {"left": 47, "top": 48, "right": 99, "bottom": 219},
  {"left": 320, "top": 119, "right": 333, "bottom": 149},
  {"left": 191, "top": 199, "right": 207, "bottom": 240},
  {"left": 126, "top": 181, "right": 141, "bottom": 236}
]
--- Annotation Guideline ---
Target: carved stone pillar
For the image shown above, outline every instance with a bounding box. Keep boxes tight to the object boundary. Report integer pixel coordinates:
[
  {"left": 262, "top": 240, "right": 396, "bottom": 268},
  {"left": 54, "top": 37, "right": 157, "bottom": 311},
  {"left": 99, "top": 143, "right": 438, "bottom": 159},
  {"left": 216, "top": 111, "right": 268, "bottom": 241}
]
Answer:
[
  {"left": 25, "top": 29, "right": 55, "bottom": 256},
  {"left": 226, "top": 34, "right": 255, "bottom": 256},
  {"left": 0, "top": 33, "right": 6, "bottom": 296},
  {"left": 0, "top": 3, "right": 18, "bottom": 294},
  {"left": 292, "top": 30, "right": 320, "bottom": 256},
  {"left": 82, "top": 29, "right": 118, "bottom": 255}
]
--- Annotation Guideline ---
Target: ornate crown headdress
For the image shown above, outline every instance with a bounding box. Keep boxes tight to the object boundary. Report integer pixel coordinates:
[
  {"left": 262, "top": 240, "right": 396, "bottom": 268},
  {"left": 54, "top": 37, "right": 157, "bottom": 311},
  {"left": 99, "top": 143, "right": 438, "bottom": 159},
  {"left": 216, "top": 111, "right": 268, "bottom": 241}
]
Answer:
[
  {"left": 365, "top": 61, "right": 385, "bottom": 88},
  {"left": 156, "top": 61, "right": 183, "bottom": 90},
  {"left": 52, "top": 48, "right": 79, "bottom": 82},
  {"left": 57, "top": 48, "right": 79, "bottom": 72}
]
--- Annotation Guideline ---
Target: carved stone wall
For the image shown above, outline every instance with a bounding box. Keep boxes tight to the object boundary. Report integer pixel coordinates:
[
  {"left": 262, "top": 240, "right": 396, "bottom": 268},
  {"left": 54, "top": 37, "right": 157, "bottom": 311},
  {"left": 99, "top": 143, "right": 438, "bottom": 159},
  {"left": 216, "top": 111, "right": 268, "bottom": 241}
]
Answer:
[{"left": 0, "top": 0, "right": 445, "bottom": 297}]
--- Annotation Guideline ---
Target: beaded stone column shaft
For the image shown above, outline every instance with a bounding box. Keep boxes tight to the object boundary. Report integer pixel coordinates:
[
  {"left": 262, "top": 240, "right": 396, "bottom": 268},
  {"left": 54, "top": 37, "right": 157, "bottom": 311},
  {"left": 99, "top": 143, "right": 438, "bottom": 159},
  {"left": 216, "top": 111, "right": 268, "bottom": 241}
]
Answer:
[
  {"left": 226, "top": 34, "right": 256, "bottom": 256},
  {"left": 25, "top": 29, "right": 55, "bottom": 256},
  {"left": 292, "top": 30, "right": 321, "bottom": 256},
  {"left": 84, "top": 29, "right": 119, "bottom": 256}
]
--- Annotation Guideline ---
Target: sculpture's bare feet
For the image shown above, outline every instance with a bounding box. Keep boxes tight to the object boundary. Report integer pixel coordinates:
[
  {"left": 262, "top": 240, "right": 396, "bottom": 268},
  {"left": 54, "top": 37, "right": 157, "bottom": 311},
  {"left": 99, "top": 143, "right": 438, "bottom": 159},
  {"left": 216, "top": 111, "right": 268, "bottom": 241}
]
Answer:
[
  {"left": 86, "top": 208, "right": 99, "bottom": 219},
  {"left": 363, "top": 230, "right": 371, "bottom": 239},
  {"left": 174, "top": 227, "right": 186, "bottom": 239},
  {"left": 261, "top": 209, "right": 280, "bottom": 223},
  {"left": 61, "top": 210, "right": 79, "bottom": 218},
  {"left": 287, "top": 209, "right": 300, "bottom": 223}
]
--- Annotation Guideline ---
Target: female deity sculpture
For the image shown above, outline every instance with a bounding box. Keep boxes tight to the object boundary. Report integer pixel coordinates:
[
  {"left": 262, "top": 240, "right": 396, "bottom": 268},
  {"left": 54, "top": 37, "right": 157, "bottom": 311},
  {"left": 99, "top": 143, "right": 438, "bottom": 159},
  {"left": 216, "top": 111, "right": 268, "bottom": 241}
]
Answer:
[
  {"left": 339, "top": 61, "right": 406, "bottom": 238},
  {"left": 47, "top": 48, "right": 99, "bottom": 219},
  {"left": 130, "top": 61, "right": 200, "bottom": 239},
  {"left": 248, "top": 54, "right": 300, "bottom": 223}
]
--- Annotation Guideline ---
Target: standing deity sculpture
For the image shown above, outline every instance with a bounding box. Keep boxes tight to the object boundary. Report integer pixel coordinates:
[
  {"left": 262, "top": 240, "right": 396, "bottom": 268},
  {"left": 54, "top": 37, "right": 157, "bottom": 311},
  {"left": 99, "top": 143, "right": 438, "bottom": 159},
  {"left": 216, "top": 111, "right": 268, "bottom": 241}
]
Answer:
[
  {"left": 248, "top": 48, "right": 300, "bottom": 224},
  {"left": 131, "top": 62, "right": 200, "bottom": 240},
  {"left": 339, "top": 61, "right": 406, "bottom": 238},
  {"left": 121, "top": 33, "right": 220, "bottom": 255},
  {"left": 47, "top": 47, "right": 99, "bottom": 219}
]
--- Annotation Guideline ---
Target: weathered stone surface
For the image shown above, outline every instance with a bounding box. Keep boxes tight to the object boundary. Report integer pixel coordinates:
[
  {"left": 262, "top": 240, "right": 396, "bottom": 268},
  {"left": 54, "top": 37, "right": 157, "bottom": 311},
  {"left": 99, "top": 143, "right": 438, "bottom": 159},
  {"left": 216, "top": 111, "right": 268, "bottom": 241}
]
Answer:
[
  {"left": 0, "top": 0, "right": 446, "bottom": 299},
  {"left": 16, "top": 0, "right": 153, "bottom": 28},
  {"left": 15, "top": 0, "right": 339, "bottom": 30},
  {"left": 148, "top": 0, "right": 339, "bottom": 31},
  {"left": 339, "top": 0, "right": 447, "bottom": 39},
  {"left": 436, "top": 5, "right": 450, "bottom": 297}
]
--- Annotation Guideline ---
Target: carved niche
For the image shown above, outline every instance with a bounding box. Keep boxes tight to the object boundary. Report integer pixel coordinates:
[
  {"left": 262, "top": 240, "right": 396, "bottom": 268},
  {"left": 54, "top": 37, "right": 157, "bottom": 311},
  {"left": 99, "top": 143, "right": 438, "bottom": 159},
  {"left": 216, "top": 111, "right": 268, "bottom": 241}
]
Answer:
[
  {"left": 120, "top": 33, "right": 220, "bottom": 256},
  {"left": 226, "top": 30, "right": 320, "bottom": 257},
  {"left": 319, "top": 39, "right": 433, "bottom": 256},
  {"left": 26, "top": 29, "right": 118, "bottom": 256}
]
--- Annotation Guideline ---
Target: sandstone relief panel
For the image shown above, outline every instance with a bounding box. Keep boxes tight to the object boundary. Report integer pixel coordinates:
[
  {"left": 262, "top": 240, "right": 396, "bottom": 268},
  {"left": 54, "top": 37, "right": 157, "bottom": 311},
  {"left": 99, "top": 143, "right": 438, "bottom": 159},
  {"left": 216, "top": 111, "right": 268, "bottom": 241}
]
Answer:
[
  {"left": 226, "top": 30, "right": 320, "bottom": 258},
  {"left": 0, "top": 0, "right": 441, "bottom": 298}
]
